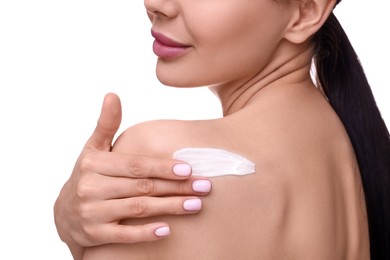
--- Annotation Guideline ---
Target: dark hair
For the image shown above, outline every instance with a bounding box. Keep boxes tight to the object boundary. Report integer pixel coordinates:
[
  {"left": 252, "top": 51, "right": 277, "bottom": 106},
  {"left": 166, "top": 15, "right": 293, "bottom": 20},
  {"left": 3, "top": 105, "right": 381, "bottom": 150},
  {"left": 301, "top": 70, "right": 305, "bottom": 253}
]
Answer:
[{"left": 312, "top": 7, "right": 390, "bottom": 260}]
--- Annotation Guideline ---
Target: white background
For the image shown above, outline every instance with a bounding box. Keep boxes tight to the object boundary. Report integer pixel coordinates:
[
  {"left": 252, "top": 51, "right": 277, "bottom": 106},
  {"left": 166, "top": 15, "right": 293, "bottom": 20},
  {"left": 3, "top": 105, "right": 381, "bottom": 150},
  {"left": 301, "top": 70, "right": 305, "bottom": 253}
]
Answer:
[{"left": 0, "top": 1, "right": 388, "bottom": 259}]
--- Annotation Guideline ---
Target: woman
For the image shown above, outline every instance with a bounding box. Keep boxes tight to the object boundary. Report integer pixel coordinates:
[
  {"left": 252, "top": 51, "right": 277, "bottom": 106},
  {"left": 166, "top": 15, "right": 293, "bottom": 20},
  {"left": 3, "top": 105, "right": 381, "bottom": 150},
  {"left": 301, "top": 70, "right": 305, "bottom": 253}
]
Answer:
[{"left": 55, "top": 0, "right": 390, "bottom": 259}]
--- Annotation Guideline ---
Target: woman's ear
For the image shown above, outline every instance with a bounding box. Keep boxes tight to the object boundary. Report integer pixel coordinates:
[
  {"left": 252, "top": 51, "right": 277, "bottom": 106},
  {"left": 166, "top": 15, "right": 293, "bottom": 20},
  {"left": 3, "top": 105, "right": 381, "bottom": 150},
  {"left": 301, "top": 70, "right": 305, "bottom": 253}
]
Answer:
[{"left": 284, "top": 0, "right": 336, "bottom": 44}]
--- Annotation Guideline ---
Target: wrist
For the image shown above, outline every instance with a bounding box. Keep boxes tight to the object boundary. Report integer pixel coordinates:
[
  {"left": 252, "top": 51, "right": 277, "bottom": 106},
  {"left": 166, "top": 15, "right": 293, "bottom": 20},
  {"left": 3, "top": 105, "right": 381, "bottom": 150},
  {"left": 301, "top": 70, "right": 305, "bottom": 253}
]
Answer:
[{"left": 67, "top": 240, "right": 85, "bottom": 260}]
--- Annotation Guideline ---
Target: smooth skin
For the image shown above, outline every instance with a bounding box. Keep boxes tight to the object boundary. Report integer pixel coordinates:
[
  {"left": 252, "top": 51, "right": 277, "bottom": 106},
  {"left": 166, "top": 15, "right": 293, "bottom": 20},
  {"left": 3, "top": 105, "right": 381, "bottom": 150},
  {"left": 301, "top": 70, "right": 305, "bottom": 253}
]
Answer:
[
  {"left": 82, "top": 0, "right": 369, "bottom": 259},
  {"left": 54, "top": 95, "right": 212, "bottom": 260}
]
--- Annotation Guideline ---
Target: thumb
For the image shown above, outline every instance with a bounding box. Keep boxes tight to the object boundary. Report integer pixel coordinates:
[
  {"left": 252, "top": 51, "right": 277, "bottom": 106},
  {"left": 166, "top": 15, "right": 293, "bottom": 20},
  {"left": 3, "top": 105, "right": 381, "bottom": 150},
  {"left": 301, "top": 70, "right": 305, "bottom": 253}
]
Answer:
[{"left": 85, "top": 93, "right": 122, "bottom": 151}]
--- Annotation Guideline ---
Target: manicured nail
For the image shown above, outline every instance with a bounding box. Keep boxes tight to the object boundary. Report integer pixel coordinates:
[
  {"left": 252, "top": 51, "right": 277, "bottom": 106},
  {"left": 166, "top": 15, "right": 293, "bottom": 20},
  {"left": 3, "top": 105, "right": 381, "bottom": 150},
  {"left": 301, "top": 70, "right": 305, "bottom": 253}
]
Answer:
[
  {"left": 155, "top": 226, "right": 170, "bottom": 237},
  {"left": 183, "top": 198, "right": 202, "bottom": 211},
  {"left": 192, "top": 180, "right": 212, "bottom": 193},
  {"left": 173, "top": 164, "right": 192, "bottom": 177}
]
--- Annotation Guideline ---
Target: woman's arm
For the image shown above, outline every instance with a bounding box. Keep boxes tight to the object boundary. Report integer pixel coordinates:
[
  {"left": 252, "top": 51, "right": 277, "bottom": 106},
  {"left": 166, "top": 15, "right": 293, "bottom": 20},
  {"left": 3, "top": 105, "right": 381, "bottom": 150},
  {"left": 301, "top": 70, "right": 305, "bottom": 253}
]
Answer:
[{"left": 53, "top": 93, "right": 211, "bottom": 259}]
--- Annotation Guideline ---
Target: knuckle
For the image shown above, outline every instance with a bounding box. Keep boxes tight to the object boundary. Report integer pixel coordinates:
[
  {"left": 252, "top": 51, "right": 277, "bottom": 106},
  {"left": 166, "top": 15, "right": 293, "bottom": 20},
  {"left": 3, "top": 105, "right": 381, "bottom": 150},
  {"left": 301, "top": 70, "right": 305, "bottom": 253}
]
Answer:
[
  {"left": 78, "top": 211, "right": 102, "bottom": 245},
  {"left": 82, "top": 225, "right": 100, "bottom": 244},
  {"left": 128, "top": 198, "right": 149, "bottom": 217},
  {"left": 75, "top": 179, "right": 94, "bottom": 201},
  {"left": 127, "top": 156, "right": 146, "bottom": 177},
  {"left": 178, "top": 181, "right": 188, "bottom": 195},
  {"left": 137, "top": 179, "right": 154, "bottom": 195},
  {"left": 77, "top": 203, "right": 93, "bottom": 225},
  {"left": 78, "top": 153, "right": 95, "bottom": 172}
]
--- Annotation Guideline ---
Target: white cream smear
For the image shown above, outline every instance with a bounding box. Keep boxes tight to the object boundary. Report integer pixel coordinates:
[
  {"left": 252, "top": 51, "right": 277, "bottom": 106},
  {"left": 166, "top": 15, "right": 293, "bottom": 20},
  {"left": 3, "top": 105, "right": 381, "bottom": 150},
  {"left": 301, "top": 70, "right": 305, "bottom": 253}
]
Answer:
[{"left": 173, "top": 148, "right": 256, "bottom": 177}]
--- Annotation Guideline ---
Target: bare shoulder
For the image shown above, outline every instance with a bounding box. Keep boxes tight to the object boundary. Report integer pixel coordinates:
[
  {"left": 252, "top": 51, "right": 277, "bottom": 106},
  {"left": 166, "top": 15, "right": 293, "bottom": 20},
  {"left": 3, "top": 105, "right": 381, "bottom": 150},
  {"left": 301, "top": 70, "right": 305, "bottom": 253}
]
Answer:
[
  {"left": 91, "top": 87, "right": 369, "bottom": 259},
  {"left": 112, "top": 119, "right": 219, "bottom": 156}
]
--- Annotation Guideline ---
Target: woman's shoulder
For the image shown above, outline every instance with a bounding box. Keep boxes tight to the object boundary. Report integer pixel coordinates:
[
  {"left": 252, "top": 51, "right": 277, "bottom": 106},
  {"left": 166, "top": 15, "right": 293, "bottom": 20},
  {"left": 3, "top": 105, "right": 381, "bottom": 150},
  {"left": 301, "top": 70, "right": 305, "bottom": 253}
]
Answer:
[{"left": 112, "top": 118, "right": 221, "bottom": 156}]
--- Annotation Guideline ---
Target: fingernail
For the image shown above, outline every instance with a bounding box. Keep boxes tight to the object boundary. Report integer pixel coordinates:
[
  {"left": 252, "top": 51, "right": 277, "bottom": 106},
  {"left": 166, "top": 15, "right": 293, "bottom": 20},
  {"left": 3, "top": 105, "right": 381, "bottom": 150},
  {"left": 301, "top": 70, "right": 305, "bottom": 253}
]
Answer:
[
  {"left": 183, "top": 198, "right": 202, "bottom": 211},
  {"left": 192, "top": 180, "right": 212, "bottom": 193},
  {"left": 155, "top": 226, "right": 170, "bottom": 237},
  {"left": 173, "top": 164, "right": 192, "bottom": 177}
]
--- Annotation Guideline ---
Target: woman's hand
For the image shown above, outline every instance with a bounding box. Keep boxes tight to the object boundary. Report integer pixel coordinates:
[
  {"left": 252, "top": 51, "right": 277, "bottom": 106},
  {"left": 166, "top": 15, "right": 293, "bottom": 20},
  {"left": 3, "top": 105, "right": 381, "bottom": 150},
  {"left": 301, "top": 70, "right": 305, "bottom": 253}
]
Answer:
[{"left": 53, "top": 93, "right": 211, "bottom": 259}]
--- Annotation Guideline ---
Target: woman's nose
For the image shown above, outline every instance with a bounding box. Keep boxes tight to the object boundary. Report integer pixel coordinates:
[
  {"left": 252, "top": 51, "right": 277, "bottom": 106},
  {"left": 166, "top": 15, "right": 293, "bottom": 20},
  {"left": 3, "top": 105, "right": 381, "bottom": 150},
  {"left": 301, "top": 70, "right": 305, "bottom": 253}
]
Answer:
[{"left": 144, "top": 0, "right": 178, "bottom": 20}]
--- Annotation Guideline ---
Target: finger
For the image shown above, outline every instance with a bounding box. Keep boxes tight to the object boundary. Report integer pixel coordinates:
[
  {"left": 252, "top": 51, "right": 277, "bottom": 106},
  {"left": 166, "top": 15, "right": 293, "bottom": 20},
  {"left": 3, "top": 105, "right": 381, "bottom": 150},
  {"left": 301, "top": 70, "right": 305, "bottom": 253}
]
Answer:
[
  {"left": 85, "top": 151, "right": 192, "bottom": 179},
  {"left": 97, "top": 222, "right": 171, "bottom": 244},
  {"left": 83, "top": 174, "right": 211, "bottom": 199},
  {"left": 85, "top": 93, "right": 122, "bottom": 151},
  {"left": 97, "top": 196, "right": 203, "bottom": 222},
  {"left": 107, "top": 177, "right": 212, "bottom": 199}
]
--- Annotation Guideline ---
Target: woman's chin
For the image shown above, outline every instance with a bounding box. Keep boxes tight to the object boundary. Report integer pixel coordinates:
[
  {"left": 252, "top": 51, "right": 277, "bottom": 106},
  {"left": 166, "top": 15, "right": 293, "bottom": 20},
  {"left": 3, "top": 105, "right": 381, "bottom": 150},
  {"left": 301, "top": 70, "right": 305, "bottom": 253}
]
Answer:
[{"left": 156, "top": 74, "right": 203, "bottom": 88}]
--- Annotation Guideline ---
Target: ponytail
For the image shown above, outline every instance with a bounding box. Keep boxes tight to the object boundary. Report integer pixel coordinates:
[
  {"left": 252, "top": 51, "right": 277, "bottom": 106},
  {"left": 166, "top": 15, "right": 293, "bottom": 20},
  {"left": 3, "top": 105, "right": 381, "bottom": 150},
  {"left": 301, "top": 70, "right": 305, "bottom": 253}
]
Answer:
[{"left": 313, "top": 12, "right": 390, "bottom": 259}]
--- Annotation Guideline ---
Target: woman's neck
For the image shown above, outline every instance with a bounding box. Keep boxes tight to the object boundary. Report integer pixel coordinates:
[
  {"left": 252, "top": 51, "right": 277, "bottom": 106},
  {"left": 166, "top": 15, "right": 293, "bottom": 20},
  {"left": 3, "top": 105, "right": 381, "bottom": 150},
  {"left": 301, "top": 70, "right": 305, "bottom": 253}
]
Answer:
[{"left": 209, "top": 41, "right": 315, "bottom": 116}]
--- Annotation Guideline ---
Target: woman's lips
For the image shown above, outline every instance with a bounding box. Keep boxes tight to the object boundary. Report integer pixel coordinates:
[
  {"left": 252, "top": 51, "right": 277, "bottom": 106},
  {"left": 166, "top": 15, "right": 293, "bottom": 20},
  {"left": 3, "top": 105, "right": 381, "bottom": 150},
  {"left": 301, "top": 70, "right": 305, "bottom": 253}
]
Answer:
[{"left": 151, "top": 30, "right": 190, "bottom": 59}]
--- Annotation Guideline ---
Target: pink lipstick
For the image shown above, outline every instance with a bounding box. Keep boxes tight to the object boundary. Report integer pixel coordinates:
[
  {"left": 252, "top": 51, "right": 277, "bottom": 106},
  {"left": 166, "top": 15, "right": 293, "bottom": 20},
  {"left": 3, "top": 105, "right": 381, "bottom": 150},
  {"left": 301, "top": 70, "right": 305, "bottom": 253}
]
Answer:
[{"left": 151, "top": 30, "right": 190, "bottom": 59}]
